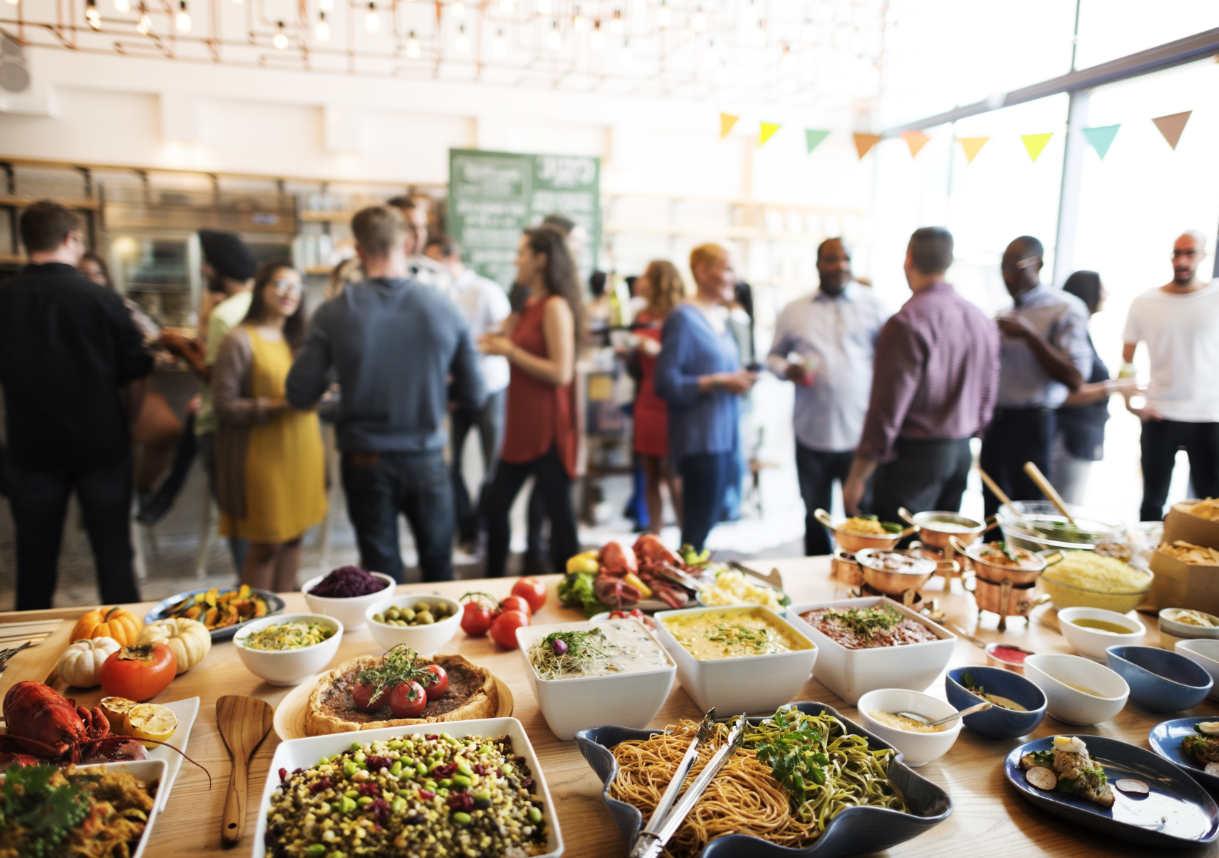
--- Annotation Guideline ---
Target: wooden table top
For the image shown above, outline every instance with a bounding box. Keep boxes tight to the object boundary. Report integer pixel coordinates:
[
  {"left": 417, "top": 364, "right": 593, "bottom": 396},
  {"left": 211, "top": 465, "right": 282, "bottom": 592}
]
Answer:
[{"left": 1, "top": 558, "right": 1214, "bottom": 858}]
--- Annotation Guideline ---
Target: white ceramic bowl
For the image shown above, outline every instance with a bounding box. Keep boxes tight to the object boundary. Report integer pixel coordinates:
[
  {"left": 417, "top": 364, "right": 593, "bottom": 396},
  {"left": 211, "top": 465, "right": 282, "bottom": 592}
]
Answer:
[
  {"left": 301, "top": 571, "right": 395, "bottom": 631},
  {"left": 365, "top": 593, "right": 462, "bottom": 654},
  {"left": 785, "top": 597, "right": 956, "bottom": 705},
  {"left": 1057, "top": 607, "right": 1146, "bottom": 660},
  {"left": 516, "top": 619, "right": 676, "bottom": 740},
  {"left": 856, "top": 688, "right": 963, "bottom": 767},
  {"left": 233, "top": 613, "right": 344, "bottom": 686},
  {"left": 1159, "top": 608, "right": 1219, "bottom": 647},
  {"left": 1176, "top": 639, "right": 1219, "bottom": 702},
  {"left": 252, "top": 717, "right": 563, "bottom": 858},
  {"left": 1023, "top": 653, "right": 1130, "bottom": 726},
  {"left": 654, "top": 605, "right": 817, "bottom": 714}
]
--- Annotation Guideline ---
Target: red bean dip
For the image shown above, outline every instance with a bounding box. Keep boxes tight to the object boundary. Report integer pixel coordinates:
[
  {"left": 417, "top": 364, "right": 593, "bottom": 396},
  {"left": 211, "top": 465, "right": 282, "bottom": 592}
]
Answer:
[{"left": 800, "top": 606, "right": 939, "bottom": 650}]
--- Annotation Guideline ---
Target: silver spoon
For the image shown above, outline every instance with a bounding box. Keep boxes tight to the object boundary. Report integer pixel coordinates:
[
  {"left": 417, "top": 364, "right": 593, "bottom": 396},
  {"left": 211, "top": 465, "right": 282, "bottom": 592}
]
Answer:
[{"left": 897, "top": 700, "right": 992, "bottom": 727}]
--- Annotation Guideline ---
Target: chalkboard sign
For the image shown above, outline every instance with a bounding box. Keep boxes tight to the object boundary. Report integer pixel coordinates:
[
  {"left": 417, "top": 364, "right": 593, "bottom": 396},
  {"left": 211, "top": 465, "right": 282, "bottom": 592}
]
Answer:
[{"left": 447, "top": 148, "right": 601, "bottom": 289}]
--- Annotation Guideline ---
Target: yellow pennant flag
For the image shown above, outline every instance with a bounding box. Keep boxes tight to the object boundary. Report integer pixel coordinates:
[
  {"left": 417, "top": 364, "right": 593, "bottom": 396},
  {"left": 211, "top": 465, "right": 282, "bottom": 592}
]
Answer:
[
  {"left": 720, "top": 113, "right": 739, "bottom": 138},
  {"left": 1021, "top": 133, "right": 1054, "bottom": 162},
  {"left": 957, "top": 136, "right": 990, "bottom": 164},
  {"left": 901, "top": 131, "right": 930, "bottom": 158},
  {"left": 759, "top": 122, "right": 781, "bottom": 147},
  {"left": 853, "top": 133, "right": 881, "bottom": 160}
]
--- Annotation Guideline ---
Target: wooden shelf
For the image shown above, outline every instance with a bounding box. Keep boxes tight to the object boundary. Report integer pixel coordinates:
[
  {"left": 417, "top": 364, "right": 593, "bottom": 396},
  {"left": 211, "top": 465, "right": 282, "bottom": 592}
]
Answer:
[
  {"left": 602, "top": 223, "right": 826, "bottom": 241},
  {"left": 0, "top": 196, "right": 100, "bottom": 211},
  {"left": 300, "top": 210, "right": 357, "bottom": 223},
  {"left": 303, "top": 264, "right": 334, "bottom": 274}
]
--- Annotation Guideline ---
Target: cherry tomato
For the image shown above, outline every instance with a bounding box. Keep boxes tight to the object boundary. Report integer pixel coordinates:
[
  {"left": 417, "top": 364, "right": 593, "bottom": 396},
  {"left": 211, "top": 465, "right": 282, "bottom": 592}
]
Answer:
[
  {"left": 609, "top": 610, "right": 626, "bottom": 619},
  {"left": 419, "top": 664, "right": 448, "bottom": 700},
  {"left": 500, "top": 595, "right": 532, "bottom": 618},
  {"left": 389, "top": 680, "right": 429, "bottom": 718},
  {"left": 461, "top": 601, "right": 495, "bottom": 637},
  {"left": 352, "top": 681, "right": 385, "bottom": 711},
  {"left": 511, "top": 577, "right": 547, "bottom": 613},
  {"left": 489, "top": 609, "right": 530, "bottom": 650},
  {"left": 99, "top": 643, "right": 177, "bottom": 702}
]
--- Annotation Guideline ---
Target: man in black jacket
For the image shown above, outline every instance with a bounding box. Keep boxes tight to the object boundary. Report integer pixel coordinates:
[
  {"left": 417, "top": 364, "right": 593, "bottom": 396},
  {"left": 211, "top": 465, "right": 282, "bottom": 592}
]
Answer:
[{"left": 0, "top": 201, "right": 153, "bottom": 609}]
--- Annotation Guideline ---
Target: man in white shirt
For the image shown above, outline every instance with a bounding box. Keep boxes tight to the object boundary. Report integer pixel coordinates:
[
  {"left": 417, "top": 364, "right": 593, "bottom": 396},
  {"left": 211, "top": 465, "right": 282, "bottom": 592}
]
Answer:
[
  {"left": 426, "top": 235, "right": 512, "bottom": 549},
  {"left": 389, "top": 195, "right": 452, "bottom": 294},
  {"left": 1122, "top": 230, "right": 1219, "bottom": 520},
  {"left": 768, "top": 238, "right": 889, "bottom": 555}
]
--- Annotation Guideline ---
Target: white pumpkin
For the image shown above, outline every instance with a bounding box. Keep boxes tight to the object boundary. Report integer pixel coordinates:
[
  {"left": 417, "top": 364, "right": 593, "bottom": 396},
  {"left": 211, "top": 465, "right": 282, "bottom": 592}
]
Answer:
[
  {"left": 137, "top": 617, "right": 212, "bottom": 674},
  {"left": 58, "top": 637, "right": 121, "bottom": 688}
]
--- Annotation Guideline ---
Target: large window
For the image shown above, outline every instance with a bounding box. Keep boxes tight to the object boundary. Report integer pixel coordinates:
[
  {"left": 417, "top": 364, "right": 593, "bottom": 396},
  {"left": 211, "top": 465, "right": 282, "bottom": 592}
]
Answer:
[{"left": 1075, "top": 0, "right": 1219, "bottom": 68}]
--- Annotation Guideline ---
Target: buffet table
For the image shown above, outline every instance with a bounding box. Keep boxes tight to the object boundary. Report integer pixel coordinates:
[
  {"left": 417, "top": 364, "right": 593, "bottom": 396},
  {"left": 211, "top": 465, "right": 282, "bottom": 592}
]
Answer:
[{"left": 2, "top": 557, "right": 1215, "bottom": 858}]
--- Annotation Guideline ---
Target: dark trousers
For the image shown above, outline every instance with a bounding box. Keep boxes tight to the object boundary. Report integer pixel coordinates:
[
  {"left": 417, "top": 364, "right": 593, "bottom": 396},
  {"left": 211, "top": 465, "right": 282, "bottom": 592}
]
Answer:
[
  {"left": 485, "top": 446, "right": 578, "bottom": 578},
  {"left": 795, "top": 444, "right": 859, "bottom": 556},
  {"left": 450, "top": 389, "right": 506, "bottom": 545},
  {"left": 197, "top": 431, "right": 249, "bottom": 575},
  {"left": 7, "top": 456, "right": 141, "bottom": 611},
  {"left": 524, "top": 486, "right": 548, "bottom": 561},
  {"left": 980, "top": 407, "right": 1056, "bottom": 518},
  {"left": 872, "top": 438, "right": 973, "bottom": 525},
  {"left": 1140, "top": 419, "right": 1219, "bottom": 521},
  {"left": 678, "top": 452, "right": 735, "bottom": 553},
  {"left": 341, "top": 449, "right": 454, "bottom": 583}
]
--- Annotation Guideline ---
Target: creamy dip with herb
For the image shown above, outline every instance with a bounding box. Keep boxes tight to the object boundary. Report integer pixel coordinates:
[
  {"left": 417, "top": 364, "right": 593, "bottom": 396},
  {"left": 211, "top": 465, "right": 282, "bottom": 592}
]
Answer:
[
  {"left": 663, "top": 608, "right": 810, "bottom": 660},
  {"left": 528, "top": 619, "right": 670, "bottom": 680}
]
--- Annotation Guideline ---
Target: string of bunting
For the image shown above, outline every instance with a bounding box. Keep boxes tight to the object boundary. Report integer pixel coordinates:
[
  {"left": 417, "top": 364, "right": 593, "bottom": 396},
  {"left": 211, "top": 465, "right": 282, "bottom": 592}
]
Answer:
[{"left": 718, "top": 110, "right": 1195, "bottom": 162}]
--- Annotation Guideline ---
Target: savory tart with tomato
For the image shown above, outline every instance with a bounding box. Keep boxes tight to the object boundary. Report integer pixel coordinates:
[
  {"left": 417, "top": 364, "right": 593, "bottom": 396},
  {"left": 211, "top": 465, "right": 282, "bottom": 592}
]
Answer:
[{"left": 305, "top": 646, "right": 498, "bottom": 736}]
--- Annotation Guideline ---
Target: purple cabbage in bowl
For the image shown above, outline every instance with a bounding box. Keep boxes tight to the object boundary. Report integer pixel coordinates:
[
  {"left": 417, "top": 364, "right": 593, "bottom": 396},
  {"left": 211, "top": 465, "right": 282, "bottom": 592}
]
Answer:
[{"left": 309, "top": 566, "right": 390, "bottom": 599}]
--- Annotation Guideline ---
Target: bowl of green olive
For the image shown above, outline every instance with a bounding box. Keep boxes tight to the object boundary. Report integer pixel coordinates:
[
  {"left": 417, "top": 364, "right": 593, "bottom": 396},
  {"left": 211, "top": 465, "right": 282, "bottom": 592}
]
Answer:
[{"left": 365, "top": 593, "right": 463, "bottom": 653}]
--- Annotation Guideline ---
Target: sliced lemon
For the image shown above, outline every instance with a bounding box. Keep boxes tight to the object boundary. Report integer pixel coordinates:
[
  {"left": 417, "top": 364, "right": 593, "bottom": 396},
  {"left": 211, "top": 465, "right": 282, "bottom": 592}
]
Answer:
[
  {"left": 101, "top": 697, "right": 137, "bottom": 735},
  {"left": 124, "top": 703, "right": 178, "bottom": 749}
]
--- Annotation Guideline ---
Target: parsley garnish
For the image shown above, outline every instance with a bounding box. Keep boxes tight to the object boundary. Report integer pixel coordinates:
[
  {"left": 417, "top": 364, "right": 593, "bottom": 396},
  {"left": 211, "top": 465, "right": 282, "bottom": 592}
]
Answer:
[
  {"left": 821, "top": 606, "right": 903, "bottom": 639},
  {"left": 0, "top": 764, "right": 89, "bottom": 858}
]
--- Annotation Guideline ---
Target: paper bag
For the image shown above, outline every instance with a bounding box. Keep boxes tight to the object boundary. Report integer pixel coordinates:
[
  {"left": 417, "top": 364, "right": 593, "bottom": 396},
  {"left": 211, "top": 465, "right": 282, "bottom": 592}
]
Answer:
[
  {"left": 1164, "top": 501, "right": 1219, "bottom": 550},
  {"left": 1147, "top": 547, "right": 1219, "bottom": 615}
]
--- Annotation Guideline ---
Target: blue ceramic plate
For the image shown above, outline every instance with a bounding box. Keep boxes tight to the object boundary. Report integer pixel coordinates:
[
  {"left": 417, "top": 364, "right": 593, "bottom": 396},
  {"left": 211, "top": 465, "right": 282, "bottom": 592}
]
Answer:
[
  {"left": 575, "top": 702, "right": 952, "bottom": 858},
  {"left": 145, "top": 587, "right": 285, "bottom": 641},
  {"left": 1149, "top": 717, "right": 1219, "bottom": 792},
  {"left": 1005, "top": 735, "right": 1219, "bottom": 848}
]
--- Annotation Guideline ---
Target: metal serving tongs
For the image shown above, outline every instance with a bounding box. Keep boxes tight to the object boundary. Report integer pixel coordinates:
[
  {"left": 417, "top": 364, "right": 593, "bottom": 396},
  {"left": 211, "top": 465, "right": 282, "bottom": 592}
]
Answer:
[{"left": 630, "top": 713, "right": 747, "bottom": 858}]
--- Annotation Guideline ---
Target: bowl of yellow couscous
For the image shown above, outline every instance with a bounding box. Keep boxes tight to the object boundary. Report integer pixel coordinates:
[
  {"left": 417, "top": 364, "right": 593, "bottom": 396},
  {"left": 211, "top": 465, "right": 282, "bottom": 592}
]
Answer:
[{"left": 1039, "top": 551, "right": 1153, "bottom": 613}]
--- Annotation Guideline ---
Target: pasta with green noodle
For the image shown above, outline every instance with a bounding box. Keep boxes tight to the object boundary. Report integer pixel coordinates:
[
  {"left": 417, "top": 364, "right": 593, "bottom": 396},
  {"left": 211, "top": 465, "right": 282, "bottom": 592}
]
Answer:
[{"left": 610, "top": 710, "right": 907, "bottom": 857}]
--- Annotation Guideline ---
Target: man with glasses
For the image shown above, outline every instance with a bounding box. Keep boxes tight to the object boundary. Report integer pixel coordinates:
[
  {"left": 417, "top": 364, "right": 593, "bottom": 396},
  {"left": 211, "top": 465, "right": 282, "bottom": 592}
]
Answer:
[
  {"left": 1122, "top": 231, "right": 1219, "bottom": 520},
  {"left": 980, "top": 235, "right": 1091, "bottom": 518}
]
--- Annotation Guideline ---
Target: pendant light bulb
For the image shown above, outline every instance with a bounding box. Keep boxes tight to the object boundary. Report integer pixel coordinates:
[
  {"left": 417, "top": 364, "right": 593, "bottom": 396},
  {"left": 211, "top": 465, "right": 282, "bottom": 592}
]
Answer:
[
  {"left": 4, "top": 0, "right": 18, "bottom": 7},
  {"left": 536, "top": 0, "right": 550, "bottom": 14},
  {"left": 609, "top": 8, "right": 622, "bottom": 33},
  {"left": 319, "top": 0, "right": 332, "bottom": 9},
  {"left": 176, "top": 0, "right": 190, "bottom": 31},
  {"left": 365, "top": 2, "right": 380, "bottom": 31},
  {"left": 573, "top": 6, "right": 587, "bottom": 30},
  {"left": 751, "top": 24, "right": 766, "bottom": 47},
  {"left": 656, "top": 0, "right": 670, "bottom": 28},
  {"left": 493, "top": 28, "right": 507, "bottom": 55},
  {"left": 86, "top": 0, "right": 101, "bottom": 30},
  {"left": 316, "top": 11, "right": 330, "bottom": 40},
  {"left": 546, "top": 21, "right": 560, "bottom": 50},
  {"left": 631, "top": 0, "right": 643, "bottom": 9},
  {"left": 801, "top": 18, "right": 816, "bottom": 44},
  {"left": 500, "top": 0, "right": 512, "bottom": 9},
  {"left": 273, "top": 20, "right": 289, "bottom": 48},
  {"left": 589, "top": 20, "right": 603, "bottom": 49},
  {"left": 451, "top": 0, "right": 464, "bottom": 18},
  {"left": 115, "top": 0, "right": 129, "bottom": 13},
  {"left": 455, "top": 24, "right": 469, "bottom": 52},
  {"left": 405, "top": 29, "right": 420, "bottom": 57},
  {"left": 618, "top": 39, "right": 632, "bottom": 66},
  {"left": 691, "top": 7, "right": 705, "bottom": 31},
  {"left": 137, "top": 3, "right": 151, "bottom": 32}
]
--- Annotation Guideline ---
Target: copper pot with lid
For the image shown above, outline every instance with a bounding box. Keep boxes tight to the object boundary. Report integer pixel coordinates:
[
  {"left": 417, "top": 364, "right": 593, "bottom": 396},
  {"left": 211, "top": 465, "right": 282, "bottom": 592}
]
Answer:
[{"left": 854, "top": 548, "right": 959, "bottom": 599}]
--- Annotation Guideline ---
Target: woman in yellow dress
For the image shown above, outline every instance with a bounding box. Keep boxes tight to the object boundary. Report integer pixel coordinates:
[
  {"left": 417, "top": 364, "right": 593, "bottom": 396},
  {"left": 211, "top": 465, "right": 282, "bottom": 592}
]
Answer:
[{"left": 213, "top": 259, "right": 326, "bottom": 591}]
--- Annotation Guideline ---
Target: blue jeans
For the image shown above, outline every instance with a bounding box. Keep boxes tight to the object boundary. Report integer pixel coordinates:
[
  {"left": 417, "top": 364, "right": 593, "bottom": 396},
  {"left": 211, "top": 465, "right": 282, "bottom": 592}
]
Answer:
[
  {"left": 7, "top": 456, "right": 141, "bottom": 610},
  {"left": 341, "top": 449, "right": 454, "bottom": 583},
  {"left": 678, "top": 452, "right": 734, "bottom": 553},
  {"left": 450, "top": 389, "right": 506, "bottom": 544}
]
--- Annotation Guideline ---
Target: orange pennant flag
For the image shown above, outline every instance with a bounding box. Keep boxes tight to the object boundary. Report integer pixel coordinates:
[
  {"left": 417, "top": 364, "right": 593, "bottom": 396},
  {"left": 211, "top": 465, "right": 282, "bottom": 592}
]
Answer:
[
  {"left": 957, "top": 136, "right": 990, "bottom": 164},
  {"left": 720, "top": 113, "right": 740, "bottom": 138},
  {"left": 853, "top": 133, "right": 881, "bottom": 160},
  {"left": 901, "top": 131, "right": 930, "bottom": 158},
  {"left": 1152, "top": 111, "right": 1191, "bottom": 150}
]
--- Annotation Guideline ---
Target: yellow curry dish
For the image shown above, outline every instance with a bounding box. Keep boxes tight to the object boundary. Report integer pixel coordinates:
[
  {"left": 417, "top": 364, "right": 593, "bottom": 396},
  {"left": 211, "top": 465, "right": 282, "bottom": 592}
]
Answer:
[{"left": 662, "top": 608, "right": 812, "bottom": 661}]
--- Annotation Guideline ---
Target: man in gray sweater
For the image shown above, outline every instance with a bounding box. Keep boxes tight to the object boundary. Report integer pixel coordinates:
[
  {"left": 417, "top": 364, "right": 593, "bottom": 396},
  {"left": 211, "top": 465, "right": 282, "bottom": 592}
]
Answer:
[{"left": 287, "top": 206, "right": 484, "bottom": 582}]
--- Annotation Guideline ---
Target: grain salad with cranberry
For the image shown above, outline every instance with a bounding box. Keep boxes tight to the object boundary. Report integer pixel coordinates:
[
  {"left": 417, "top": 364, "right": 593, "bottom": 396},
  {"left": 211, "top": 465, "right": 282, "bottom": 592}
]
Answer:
[{"left": 264, "top": 732, "right": 549, "bottom": 858}]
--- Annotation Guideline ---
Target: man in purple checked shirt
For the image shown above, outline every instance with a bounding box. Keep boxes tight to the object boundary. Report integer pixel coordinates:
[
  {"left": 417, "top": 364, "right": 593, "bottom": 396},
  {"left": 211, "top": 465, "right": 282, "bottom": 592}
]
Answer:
[{"left": 842, "top": 227, "right": 1000, "bottom": 523}]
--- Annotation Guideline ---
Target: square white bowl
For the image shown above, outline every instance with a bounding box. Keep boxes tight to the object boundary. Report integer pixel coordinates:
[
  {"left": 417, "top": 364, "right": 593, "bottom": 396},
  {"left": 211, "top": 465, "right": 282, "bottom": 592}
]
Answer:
[
  {"left": 654, "top": 605, "right": 817, "bottom": 714},
  {"left": 301, "top": 571, "right": 395, "bottom": 630},
  {"left": 785, "top": 597, "right": 957, "bottom": 705},
  {"left": 233, "top": 613, "right": 344, "bottom": 686},
  {"left": 252, "top": 717, "right": 563, "bottom": 858},
  {"left": 516, "top": 618, "right": 676, "bottom": 740}
]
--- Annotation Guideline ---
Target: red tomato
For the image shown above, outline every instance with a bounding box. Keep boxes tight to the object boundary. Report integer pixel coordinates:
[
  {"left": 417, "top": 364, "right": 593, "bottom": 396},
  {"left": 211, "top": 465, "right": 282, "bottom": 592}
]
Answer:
[
  {"left": 489, "top": 610, "right": 530, "bottom": 650},
  {"left": 609, "top": 610, "right": 626, "bottom": 619},
  {"left": 511, "top": 577, "right": 547, "bottom": 613},
  {"left": 461, "top": 601, "right": 495, "bottom": 637},
  {"left": 100, "top": 643, "right": 177, "bottom": 702},
  {"left": 389, "top": 680, "right": 428, "bottom": 717},
  {"left": 419, "top": 664, "right": 448, "bottom": 700},
  {"left": 500, "top": 595, "right": 532, "bottom": 618},
  {"left": 352, "top": 681, "right": 385, "bottom": 711}
]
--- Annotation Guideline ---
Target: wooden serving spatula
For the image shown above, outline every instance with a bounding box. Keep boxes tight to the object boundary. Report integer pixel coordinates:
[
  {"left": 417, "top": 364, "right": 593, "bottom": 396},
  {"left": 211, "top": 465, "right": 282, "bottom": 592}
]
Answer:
[{"left": 217, "top": 695, "right": 274, "bottom": 849}]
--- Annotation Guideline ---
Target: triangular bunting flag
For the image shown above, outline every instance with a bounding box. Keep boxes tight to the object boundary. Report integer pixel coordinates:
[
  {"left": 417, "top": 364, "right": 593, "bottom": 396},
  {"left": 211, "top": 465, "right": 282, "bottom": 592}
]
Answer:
[
  {"left": 804, "top": 129, "right": 830, "bottom": 154},
  {"left": 1152, "top": 111, "right": 1191, "bottom": 150},
  {"left": 901, "top": 130, "right": 930, "bottom": 158},
  {"left": 719, "top": 113, "right": 739, "bottom": 138},
  {"left": 853, "top": 133, "right": 881, "bottom": 160},
  {"left": 957, "top": 136, "right": 990, "bottom": 164},
  {"left": 1021, "top": 133, "right": 1053, "bottom": 162},
  {"left": 759, "top": 122, "right": 781, "bottom": 147},
  {"left": 1082, "top": 124, "right": 1120, "bottom": 160}
]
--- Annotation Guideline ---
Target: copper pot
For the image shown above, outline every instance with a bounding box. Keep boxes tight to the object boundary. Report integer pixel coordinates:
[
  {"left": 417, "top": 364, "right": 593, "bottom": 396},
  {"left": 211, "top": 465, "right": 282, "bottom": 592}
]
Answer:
[
  {"left": 899, "top": 508, "right": 994, "bottom": 550},
  {"left": 816, "top": 509, "right": 914, "bottom": 553},
  {"left": 966, "top": 575, "right": 1039, "bottom": 618},
  {"left": 954, "top": 537, "right": 1059, "bottom": 586},
  {"left": 831, "top": 549, "right": 863, "bottom": 586},
  {"left": 854, "top": 549, "right": 958, "bottom": 598}
]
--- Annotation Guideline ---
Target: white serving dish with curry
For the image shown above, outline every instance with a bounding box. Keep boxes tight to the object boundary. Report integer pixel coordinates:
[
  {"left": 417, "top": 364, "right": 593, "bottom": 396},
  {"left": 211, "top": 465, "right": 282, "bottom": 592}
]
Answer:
[{"left": 653, "top": 605, "right": 817, "bottom": 714}]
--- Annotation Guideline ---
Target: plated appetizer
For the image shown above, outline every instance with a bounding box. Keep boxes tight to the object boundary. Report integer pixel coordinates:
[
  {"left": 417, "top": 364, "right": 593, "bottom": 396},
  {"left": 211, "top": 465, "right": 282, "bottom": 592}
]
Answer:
[
  {"left": 1182, "top": 722, "right": 1219, "bottom": 773},
  {"left": 799, "top": 604, "right": 938, "bottom": 650},
  {"left": 526, "top": 620, "right": 670, "bottom": 680},
  {"left": 264, "top": 732, "right": 550, "bottom": 858},
  {"left": 1020, "top": 736, "right": 1116, "bottom": 807}
]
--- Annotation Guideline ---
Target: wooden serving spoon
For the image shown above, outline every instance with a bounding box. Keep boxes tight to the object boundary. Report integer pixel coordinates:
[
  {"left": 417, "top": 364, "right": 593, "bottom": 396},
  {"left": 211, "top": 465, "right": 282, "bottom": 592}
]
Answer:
[
  {"left": 975, "top": 466, "right": 1026, "bottom": 521},
  {"left": 217, "top": 695, "right": 274, "bottom": 849},
  {"left": 1023, "top": 461, "right": 1077, "bottom": 526}
]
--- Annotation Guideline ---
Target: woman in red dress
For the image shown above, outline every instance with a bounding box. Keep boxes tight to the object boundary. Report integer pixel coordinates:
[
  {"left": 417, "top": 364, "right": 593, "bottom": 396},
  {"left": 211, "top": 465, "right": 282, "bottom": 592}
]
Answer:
[
  {"left": 479, "top": 227, "right": 583, "bottom": 577},
  {"left": 633, "top": 260, "right": 686, "bottom": 533}
]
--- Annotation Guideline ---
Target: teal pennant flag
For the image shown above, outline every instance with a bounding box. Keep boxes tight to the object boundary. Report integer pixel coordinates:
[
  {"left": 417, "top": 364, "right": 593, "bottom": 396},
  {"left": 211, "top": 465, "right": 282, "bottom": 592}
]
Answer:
[
  {"left": 1083, "top": 124, "right": 1120, "bottom": 160},
  {"left": 805, "top": 129, "right": 830, "bottom": 154}
]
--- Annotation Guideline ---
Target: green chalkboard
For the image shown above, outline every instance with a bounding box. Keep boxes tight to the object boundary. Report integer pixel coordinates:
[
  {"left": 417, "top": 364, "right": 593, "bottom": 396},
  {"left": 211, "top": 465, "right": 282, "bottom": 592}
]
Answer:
[{"left": 447, "top": 148, "right": 601, "bottom": 289}]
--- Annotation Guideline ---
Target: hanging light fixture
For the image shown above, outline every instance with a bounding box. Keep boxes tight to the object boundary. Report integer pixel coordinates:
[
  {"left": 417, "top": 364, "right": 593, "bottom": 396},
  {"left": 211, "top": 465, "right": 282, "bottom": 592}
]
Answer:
[
  {"left": 703, "top": 38, "right": 717, "bottom": 67},
  {"left": 405, "top": 29, "right": 420, "bottom": 57},
  {"left": 618, "top": 38, "right": 632, "bottom": 66},
  {"left": 319, "top": 0, "right": 332, "bottom": 9},
  {"left": 751, "top": 22, "right": 766, "bottom": 48},
  {"left": 273, "top": 20, "right": 289, "bottom": 48},
  {"left": 801, "top": 17, "right": 816, "bottom": 44},
  {"left": 536, "top": 0, "right": 550, "bottom": 14},
  {"left": 589, "top": 20, "right": 603, "bottom": 49},
  {"left": 573, "top": 6, "right": 587, "bottom": 30},
  {"left": 85, "top": 0, "right": 101, "bottom": 30},
  {"left": 500, "top": 0, "right": 512, "bottom": 9},
  {"left": 631, "top": 0, "right": 644, "bottom": 9},
  {"left": 546, "top": 20, "right": 560, "bottom": 50},
  {"left": 493, "top": 28, "right": 507, "bottom": 54},
  {"left": 656, "top": 0, "right": 670, "bottom": 28},
  {"left": 136, "top": 2, "right": 151, "bottom": 32},
  {"left": 365, "top": 2, "right": 379, "bottom": 32},
  {"left": 455, "top": 24, "right": 470, "bottom": 52},
  {"left": 4, "top": 0, "right": 18, "bottom": 7},
  {"left": 451, "top": 1, "right": 464, "bottom": 19},
  {"left": 691, "top": 6, "right": 705, "bottom": 32},
  {"left": 316, "top": 11, "right": 330, "bottom": 41},
  {"left": 115, "top": 0, "right": 129, "bottom": 13},
  {"left": 781, "top": 42, "right": 796, "bottom": 72},
  {"left": 175, "top": 0, "right": 190, "bottom": 32},
  {"left": 609, "top": 8, "right": 622, "bottom": 34}
]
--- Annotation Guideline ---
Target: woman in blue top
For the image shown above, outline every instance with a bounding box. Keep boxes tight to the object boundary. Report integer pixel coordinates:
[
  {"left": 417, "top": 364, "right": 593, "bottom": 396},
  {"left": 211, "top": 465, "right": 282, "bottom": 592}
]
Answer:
[{"left": 655, "top": 244, "right": 757, "bottom": 552}]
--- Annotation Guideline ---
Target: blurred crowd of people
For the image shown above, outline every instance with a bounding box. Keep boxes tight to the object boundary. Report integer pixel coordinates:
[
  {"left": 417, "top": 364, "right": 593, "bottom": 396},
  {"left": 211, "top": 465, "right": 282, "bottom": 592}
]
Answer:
[{"left": 1, "top": 197, "right": 1216, "bottom": 610}]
